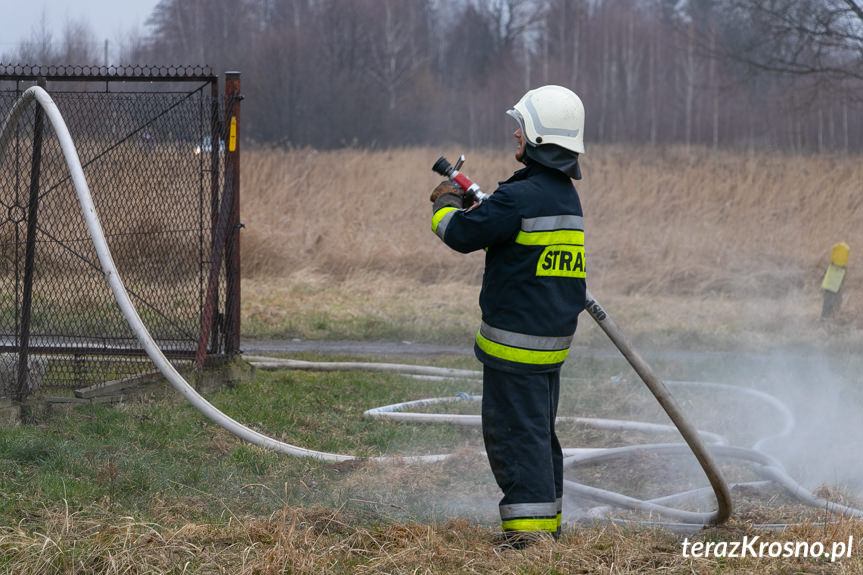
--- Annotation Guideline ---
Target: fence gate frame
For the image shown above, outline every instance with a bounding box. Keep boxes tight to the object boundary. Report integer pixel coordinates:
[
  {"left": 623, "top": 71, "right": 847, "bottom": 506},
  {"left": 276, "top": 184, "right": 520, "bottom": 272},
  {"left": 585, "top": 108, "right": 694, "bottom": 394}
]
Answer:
[{"left": 0, "top": 64, "right": 241, "bottom": 401}]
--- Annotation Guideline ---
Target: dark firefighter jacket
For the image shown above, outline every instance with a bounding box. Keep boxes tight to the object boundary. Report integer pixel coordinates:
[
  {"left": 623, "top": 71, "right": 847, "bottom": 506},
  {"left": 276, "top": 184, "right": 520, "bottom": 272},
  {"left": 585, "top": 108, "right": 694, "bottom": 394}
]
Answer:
[{"left": 432, "top": 161, "right": 587, "bottom": 373}]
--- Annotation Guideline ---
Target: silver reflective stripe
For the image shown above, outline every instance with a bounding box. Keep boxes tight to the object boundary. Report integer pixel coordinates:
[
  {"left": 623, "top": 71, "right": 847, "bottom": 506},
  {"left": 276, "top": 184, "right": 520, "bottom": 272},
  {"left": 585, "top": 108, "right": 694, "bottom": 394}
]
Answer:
[
  {"left": 521, "top": 215, "right": 583, "bottom": 232},
  {"left": 481, "top": 321, "right": 572, "bottom": 351},
  {"left": 500, "top": 502, "right": 558, "bottom": 520},
  {"left": 556, "top": 497, "right": 562, "bottom": 513},
  {"left": 435, "top": 209, "right": 456, "bottom": 240},
  {"left": 525, "top": 97, "right": 581, "bottom": 138}
]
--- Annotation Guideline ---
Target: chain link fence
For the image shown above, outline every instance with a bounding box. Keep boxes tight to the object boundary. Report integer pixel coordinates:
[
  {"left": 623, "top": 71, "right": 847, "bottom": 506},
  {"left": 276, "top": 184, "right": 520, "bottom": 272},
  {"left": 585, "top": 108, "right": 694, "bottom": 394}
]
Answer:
[{"left": 0, "top": 64, "right": 238, "bottom": 400}]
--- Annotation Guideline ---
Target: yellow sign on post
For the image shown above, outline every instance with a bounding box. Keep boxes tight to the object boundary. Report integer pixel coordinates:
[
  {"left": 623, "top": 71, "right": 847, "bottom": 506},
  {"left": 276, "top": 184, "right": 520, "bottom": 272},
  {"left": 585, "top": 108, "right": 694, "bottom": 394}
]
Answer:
[
  {"left": 822, "top": 242, "right": 849, "bottom": 293},
  {"left": 821, "top": 242, "right": 849, "bottom": 319},
  {"left": 228, "top": 116, "right": 237, "bottom": 152},
  {"left": 822, "top": 265, "right": 846, "bottom": 293}
]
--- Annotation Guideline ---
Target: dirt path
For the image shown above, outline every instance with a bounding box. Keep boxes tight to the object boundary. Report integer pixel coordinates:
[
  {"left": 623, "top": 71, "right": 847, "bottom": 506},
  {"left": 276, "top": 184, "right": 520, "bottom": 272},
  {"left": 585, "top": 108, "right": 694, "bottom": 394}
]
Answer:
[
  {"left": 241, "top": 338, "right": 767, "bottom": 363},
  {"left": 242, "top": 338, "right": 472, "bottom": 356}
]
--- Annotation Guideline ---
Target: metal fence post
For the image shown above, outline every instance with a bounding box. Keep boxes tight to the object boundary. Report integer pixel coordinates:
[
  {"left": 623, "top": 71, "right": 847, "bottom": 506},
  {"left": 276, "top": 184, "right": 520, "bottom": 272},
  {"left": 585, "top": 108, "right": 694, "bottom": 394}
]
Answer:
[
  {"left": 208, "top": 79, "right": 222, "bottom": 355},
  {"left": 15, "top": 77, "right": 46, "bottom": 400},
  {"left": 224, "top": 72, "right": 242, "bottom": 358}
]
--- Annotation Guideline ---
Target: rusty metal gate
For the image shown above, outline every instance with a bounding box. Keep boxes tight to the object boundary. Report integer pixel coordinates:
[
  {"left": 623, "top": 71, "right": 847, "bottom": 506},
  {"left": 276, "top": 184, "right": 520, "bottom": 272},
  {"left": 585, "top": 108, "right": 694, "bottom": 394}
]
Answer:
[{"left": 0, "top": 64, "right": 241, "bottom": 401}]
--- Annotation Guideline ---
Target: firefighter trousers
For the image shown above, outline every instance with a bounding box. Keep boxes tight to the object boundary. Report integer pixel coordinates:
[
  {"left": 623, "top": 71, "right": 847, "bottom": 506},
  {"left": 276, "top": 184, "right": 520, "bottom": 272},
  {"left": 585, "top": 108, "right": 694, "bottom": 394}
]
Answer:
[{"left": 481, "top": 365, "right": 563, "bottom": 534}]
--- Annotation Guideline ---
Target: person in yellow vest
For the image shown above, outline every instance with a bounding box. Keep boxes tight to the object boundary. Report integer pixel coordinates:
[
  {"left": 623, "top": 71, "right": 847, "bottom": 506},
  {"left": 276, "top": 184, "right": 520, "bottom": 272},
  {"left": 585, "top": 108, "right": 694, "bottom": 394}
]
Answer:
[{"left": 430, "top": 85, "right": 587, "bottom": 549}]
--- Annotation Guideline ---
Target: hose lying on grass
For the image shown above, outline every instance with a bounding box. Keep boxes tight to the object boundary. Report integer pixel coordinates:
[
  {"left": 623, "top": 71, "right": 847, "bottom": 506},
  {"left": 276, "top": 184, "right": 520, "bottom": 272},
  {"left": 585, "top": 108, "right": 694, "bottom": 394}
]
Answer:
[
  {"left": 4, "top": 86, "right": 861, "bottom": 530},
  {"left": 250, "top": 356, "right": 863, "bottom": 528}
]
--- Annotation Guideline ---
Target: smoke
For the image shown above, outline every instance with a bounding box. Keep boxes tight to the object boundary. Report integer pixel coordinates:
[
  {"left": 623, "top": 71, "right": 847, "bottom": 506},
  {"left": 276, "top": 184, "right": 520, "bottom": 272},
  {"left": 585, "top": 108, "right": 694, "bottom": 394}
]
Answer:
[
  {"left": 326, "top": 349, "right": 863, "bottom": 528},
  {"left": 750, "top": 350, "right": 863, "bottom": 492},
  {"left": 558, "top": 346, "right": 863, "bottom": 524},
  {"left": 336, "top": 444, "right": 501, "bottom": 526}
]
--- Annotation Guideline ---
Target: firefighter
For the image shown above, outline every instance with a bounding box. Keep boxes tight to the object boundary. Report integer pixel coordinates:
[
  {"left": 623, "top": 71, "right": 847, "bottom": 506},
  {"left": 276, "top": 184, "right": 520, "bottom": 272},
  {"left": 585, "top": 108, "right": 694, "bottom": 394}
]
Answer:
[{"left": 430, "top": 85, "right": 587, "bottom": 549}]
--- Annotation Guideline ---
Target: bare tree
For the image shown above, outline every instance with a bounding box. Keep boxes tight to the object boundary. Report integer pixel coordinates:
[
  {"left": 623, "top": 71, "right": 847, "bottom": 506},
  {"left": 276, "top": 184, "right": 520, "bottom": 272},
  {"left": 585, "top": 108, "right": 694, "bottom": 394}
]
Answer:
[
  {"left": 113, "top": 26, "right": 149, "bottom": 66},
  {"left": 59, "top": 20, "right": 99, "bottom": 65},
  {"left": 245, "top": 0, "right": 313, "bottom": 145},
  {"left": 14, "top": 10, "right": 58, "bottom": 64},
  {"left": 145, "top": 0, "right": 253, "bottom": 72},
  {"left": 365, "top": 0, "right": 428, "bottom": 111},
  {"left": 8, "top": 0, "right": 863, "bottom": 151},
  {"left": 719, "top": 0, "right": 863, "bottom": 84},
  {"left": 476, "top": 0, "right": 545, "bottom": 54}
]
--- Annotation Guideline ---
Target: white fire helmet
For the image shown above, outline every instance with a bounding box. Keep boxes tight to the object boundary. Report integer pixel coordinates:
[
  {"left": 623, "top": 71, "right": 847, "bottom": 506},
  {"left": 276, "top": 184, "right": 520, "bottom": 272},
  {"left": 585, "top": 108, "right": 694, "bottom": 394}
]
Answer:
[{"left": 507, "top": 85, "right": 585, "bottom": 155}]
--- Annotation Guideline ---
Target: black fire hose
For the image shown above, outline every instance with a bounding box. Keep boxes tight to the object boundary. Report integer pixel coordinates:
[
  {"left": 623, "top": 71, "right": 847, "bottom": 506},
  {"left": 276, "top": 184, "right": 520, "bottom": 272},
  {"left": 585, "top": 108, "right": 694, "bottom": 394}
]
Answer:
[{"left": 584, "top": 290, "right": 732, "bottom": 525}]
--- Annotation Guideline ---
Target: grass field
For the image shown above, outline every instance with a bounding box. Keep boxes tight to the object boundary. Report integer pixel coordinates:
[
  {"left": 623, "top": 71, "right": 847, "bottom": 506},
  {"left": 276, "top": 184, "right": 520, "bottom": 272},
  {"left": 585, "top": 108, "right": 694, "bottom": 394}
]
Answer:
[
  {"left": 241, "top": 144, "right": 863, "bottom": 353},
  {"left": 2, "top": 352, "right": 862, "bottom": 573},
  {"left": 2, "top": 145, "right": 863, "bottom": 573}
]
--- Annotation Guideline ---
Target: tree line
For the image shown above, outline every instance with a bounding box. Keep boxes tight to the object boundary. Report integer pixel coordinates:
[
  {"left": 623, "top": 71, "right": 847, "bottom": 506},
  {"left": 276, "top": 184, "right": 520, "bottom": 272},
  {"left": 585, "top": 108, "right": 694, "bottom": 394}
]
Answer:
[{"left": 5, "top": 0, "right": 863, "bottom": 152}]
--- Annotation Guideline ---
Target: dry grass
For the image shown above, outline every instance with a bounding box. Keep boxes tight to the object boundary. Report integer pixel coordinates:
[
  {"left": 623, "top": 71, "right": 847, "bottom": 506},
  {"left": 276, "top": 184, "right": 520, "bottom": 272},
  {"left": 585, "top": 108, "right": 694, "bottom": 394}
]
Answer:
[
  {"left": 6, "top": 145, "right": 863, "bottom": 573},
  {"left": 228, "top": 145, "right": 863, "bottom": 570},
  {"left": 240, "top": 145, "right": 863, "bottom": 291},
  {"left": 241, "top": 145, "right": 863, "bottom": 351},
  {"left": 1, "top": 501, "right": 860, "bottom": 574}
]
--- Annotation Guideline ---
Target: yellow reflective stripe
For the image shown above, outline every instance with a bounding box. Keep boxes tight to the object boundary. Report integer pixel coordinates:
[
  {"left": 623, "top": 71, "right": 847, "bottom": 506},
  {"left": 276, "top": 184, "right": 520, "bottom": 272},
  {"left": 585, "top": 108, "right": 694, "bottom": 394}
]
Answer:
[
  {"left": 431, "top": 206, "right": 457, "bottom": 234},
  {"left": 557, "top": 512, "right": 562, "bottom": 529},
  {"left": 476, "top": 332, "right": 569, "bottom": 365},
  {"left": 515, "top": 229, "right": 584, "bottom": 246},
  {"left": 501, "top": 517, "right": 559, "bottom": 532}
]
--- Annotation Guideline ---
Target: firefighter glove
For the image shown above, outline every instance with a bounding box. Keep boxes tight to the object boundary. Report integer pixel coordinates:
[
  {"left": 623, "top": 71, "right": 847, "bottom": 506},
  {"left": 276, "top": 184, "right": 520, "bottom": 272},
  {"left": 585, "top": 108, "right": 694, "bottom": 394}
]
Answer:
[
  {"left": 430, "top": 180, "right": 465, "bottom": 212},
  {"left": 430, "top": 180, "right": 462, "bottom": 202}
]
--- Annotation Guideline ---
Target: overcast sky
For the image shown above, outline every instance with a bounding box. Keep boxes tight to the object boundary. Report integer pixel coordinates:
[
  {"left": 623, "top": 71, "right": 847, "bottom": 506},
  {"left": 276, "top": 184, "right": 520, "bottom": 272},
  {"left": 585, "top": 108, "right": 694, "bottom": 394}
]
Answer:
[{"left": 1, "top": 0, "right": 160, "bottom": 56}]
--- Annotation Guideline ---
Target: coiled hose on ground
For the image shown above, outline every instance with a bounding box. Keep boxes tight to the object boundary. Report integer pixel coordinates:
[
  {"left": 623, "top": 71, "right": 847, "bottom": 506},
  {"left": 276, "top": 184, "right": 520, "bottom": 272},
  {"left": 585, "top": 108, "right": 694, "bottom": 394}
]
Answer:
[
  {"left": 3, "top": 86, "right": 861, "bottom": 530},
  {"left": 250, "top": 357, "right": 863, "bottom": 527}
]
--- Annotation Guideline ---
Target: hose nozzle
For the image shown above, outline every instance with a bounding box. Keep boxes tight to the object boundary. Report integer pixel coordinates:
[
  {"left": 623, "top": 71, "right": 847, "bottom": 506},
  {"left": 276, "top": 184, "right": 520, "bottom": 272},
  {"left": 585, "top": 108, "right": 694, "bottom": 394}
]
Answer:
[
  {"left": 431, "top": 154, "right": 489, "bottom": 203},
  {"left": 432, "top": 156, "right": 454, "bottom": 178}
]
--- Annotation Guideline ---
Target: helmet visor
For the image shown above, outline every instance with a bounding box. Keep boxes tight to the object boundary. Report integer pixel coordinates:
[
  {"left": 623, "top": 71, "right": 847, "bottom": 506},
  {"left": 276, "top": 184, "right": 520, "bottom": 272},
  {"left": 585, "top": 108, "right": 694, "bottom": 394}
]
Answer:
[{"left": 506, "top": 108, "right": 526, "bottom": 134}]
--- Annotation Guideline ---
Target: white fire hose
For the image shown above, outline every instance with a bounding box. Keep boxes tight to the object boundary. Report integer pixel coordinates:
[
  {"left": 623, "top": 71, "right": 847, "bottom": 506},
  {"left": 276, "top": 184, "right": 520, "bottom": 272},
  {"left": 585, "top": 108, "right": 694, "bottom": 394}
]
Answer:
[{"left": 4, "top": 86, "right": 862, "bottom": 529}]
